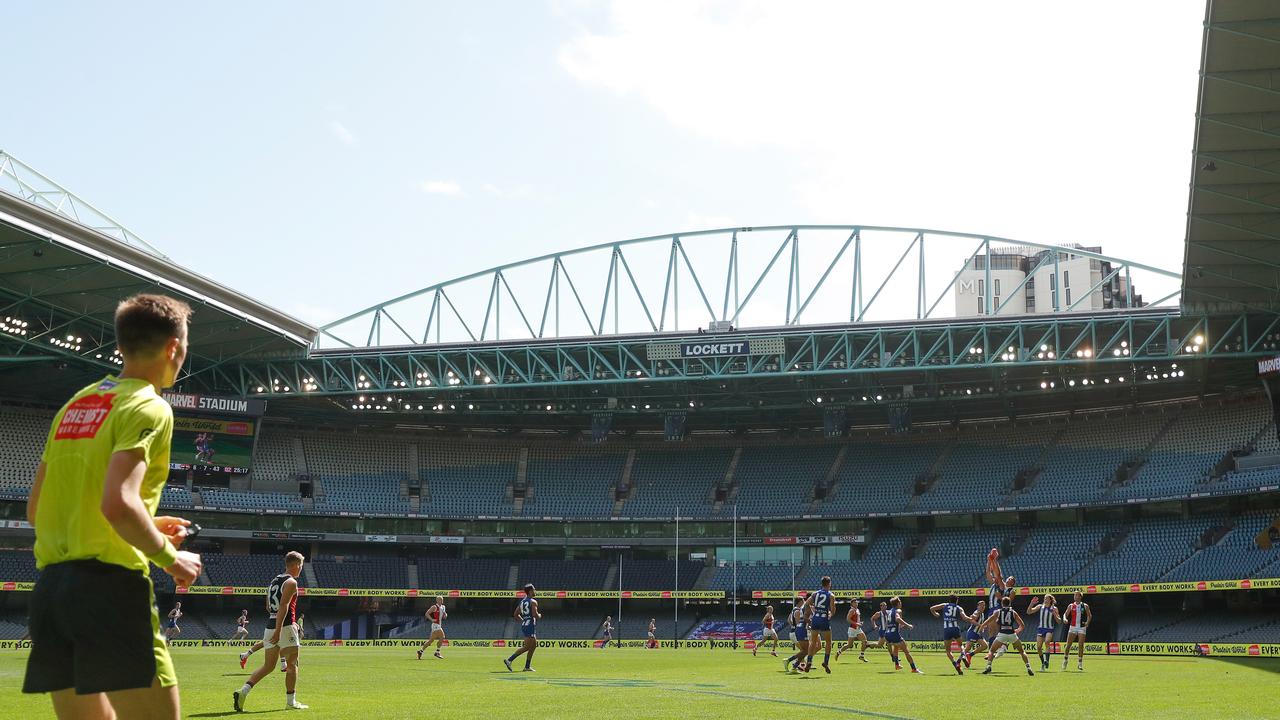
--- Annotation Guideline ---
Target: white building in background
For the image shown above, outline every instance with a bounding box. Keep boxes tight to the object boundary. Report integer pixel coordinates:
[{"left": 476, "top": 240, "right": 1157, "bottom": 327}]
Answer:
[{"left": 954, "top": 244, "right": 1142, "bottom": 317}]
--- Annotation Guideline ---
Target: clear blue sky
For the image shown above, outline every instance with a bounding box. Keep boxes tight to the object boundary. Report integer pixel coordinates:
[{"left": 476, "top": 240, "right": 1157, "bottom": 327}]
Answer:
[{"left": 2, "top": 1, "right": 1206, "bottom": 331}]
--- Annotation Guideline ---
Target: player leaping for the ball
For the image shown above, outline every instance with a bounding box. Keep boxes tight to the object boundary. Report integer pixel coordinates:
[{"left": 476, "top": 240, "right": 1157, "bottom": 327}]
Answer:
[
  {"left": 754, "top": 605, "right": 779, "bottom": 657},
  {"left": 416, "top": 596, "right": 447, "bottom": 660},
  {"left": 504, "top": 584, "right": 540, "bottom": 672},
  {"left": 930, "top": 593, "right": 975, "bottom": 675},
  {"left": 1061, "top": 591, "right": 1091, "bottom": 671},
  {"left": 834, "top": 602, "right": 868, "bottom": 663},
  {"left": 980, "top": 596, "right": 1034, "bottom": 676},
  {"left": 986, "top": 548, "right": 1016, "bottom": 601},
  {"left": 1027, "top": 594, "right": 1061, "bottom": 671}
]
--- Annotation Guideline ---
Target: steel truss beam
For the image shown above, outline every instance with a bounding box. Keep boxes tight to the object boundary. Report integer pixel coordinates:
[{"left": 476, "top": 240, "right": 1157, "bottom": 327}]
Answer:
[
  {"left": 318, "top": 225, "right": 1183, "bottom": 349},
  {"left": 206, "top": 310, "right": 1270, "bottom": 400}
]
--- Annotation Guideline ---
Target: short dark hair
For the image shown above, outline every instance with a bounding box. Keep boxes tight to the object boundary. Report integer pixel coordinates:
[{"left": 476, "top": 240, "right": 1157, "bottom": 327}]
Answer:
[
  {"left": 114, "top": 294, "right": 192, "bottom": 356},
  {"left": 949, "top": 593, "right": 958, "bottom": 603},
  {"left": 1002, "top": 596, "right": 1012, "bottom": 607}
]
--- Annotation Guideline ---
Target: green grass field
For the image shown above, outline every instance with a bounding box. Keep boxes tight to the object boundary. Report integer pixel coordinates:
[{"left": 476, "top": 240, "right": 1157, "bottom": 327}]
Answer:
[{"left": 2, "top": 646, "right": 1278, "bottom": 719}]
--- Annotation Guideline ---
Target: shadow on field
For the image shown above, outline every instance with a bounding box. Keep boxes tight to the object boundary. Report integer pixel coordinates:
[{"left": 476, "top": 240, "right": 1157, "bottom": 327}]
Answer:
[
  {"left": 186, "top": 707, "right": 277, "bottom": 712},
  {"left": 1204, "top": 656, "right": 1280, "bottom": 675}
]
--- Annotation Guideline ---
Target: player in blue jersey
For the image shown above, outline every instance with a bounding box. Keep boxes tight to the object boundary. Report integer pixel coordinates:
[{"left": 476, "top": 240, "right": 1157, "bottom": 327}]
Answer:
[
  {"left": 930, "top": 593, "right": 975, "bottom": 675},
  {"left": 600, "top": 616, "right": 613, "bottom": 649},
  {"left": 868, "top": 601, "right": 898, "bottom": 666},
  {"left": 783, "top": 597, "right": 811, "bottom": 673},
  {"left": 1026, "top": 594, "right": 1061, "bottom": 671},
  {"left": 883, "top": 597, "right": 922, "bottom": 674},
  {"left": 504, "top": 584, "right": 541, "bottom": 672},
  {"left": 980, "top": 596, "right": 1034, "bottom": 676},
  {"left": 802, "top": 577, "right": 836, "bottom": 673},
  {"left": 960, "top": 599, "right": 989, "bottom": 668}
]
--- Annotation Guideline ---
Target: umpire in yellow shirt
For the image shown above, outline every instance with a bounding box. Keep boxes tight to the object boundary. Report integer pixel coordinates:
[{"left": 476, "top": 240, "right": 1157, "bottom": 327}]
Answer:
[{"left": 23, "top": 294, "right": 203, "bottom": 720}]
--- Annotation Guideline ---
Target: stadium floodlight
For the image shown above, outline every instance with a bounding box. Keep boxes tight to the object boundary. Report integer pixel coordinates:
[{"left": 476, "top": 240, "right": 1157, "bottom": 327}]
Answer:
[
  {"left": 1041, "top": 344, "right": 1049, "bottom": 351},
  {"left": 467, "top": 404, "right": 474, "bottom": 410},
  {"left": 1194, "top": 335, "right": 1204, "bottom": 345},
  {"left": 483, "top": 376, "right": 492, "bottom": 384},
  {"left": 816, "top": 397, "right": 823, "bottom": 403},
  {"left": 1068, "top": 379, "right": 1076, "bottom": 387},
  {"left": 875, "top": 394, "right": 882, "bottom": 401}
]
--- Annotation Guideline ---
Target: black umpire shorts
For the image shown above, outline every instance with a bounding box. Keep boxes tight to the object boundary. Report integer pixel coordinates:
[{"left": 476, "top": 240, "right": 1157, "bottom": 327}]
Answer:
[{"left": 23, "top": 559, "right": 176, "bottom": 695}]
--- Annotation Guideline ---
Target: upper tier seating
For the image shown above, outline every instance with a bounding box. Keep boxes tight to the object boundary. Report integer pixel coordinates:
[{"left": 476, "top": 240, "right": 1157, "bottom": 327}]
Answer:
[
  {"left": 523, "top": 445, "right": 625, "bottom": 518},
  {"left": 417, "top": 438, "right": 517, "bottom": 517},
  {"left": 311, "top": 556, "right": 409, "bottom": 589}
]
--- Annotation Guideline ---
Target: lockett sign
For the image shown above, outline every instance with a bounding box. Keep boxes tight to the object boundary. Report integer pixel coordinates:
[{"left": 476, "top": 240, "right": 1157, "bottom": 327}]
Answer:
[{"left": 680, "top": 341, "right": 749, "bottom": 358}]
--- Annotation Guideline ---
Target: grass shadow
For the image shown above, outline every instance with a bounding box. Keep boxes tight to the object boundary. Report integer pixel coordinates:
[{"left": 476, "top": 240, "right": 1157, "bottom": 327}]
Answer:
[{"left": 1203, "top": 656, "right": 1280, "bottom": 675}]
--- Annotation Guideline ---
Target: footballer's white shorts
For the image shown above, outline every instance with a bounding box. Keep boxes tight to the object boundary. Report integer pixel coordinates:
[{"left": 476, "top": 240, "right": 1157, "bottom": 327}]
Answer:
[
  {"left": 263, "top": 624, "right": 300, "bottom": 650},
  {"left": 431, "top": 623, "right": 444, "bottom": 635},
  {"left": 232, "top": 628, "right": 249, "bottom": 640},
  {"left": 1067, "top": 626, "right": 1086, "bottom": 637},
  {"left": 850, "top": 628, "right": 866, "bottom": 639},
  {"left": 762, "top": 628, "right": 778, "bottom": 640},
  {"left": 994, "top": 632, "right": 1020, "bottom": 646}
]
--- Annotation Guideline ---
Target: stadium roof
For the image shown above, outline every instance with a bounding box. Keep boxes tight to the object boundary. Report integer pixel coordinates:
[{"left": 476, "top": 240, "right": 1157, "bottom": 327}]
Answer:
[
  {"left": 0, "top": 152, "right": 315, "bottom": 399},
  {"left": 1183, "top": 0, "right": 1280, "bottom": 314}
]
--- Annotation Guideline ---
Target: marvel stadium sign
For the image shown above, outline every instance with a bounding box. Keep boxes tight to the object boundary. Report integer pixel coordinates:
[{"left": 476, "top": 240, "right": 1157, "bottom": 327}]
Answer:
[
  {"left": 1259, "top": 354, "right": 1280, "bottom": 376},
  {"left": 162, "top": 391, "right": 266, "bottom": 417}
]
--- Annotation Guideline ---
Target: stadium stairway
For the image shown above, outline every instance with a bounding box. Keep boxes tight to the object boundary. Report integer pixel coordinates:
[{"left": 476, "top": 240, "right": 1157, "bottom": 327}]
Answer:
[
  {"left": 610, "top": 450, "right": 638, "bottom": 517},
  {"left": 602, "top": 563, "right": 617, "bottom": 591},
  {"left": 1001, "top": 425, "right": 1066, "bottom": 505},
  {"left": 1107, "top": 413, "right": 1182, "bottom": 494},
  {"left": 903, "top": 437, "right": 956, "bottom": 512},
  {"left": 303, "top": 562, "right": 318, "bottom": 588},
  {"left": 692, "top": 564, "right": 717, "bottom": 590},
  {"left": 879, "top": 533, "right": 927, "bottom": 588},
  {"left": 810, "top": 445, "right": 848, "bottom": 514},
  {"left": 406, "top": 563, "right": 419, "bottom": 590},
  {"left": 713, "top": 448, "right": 743, "bottom": 515},
  {"left": 505, "top": 564, "right": 519, "bottom": 591},
  {"left": 1066, "top": 526, "right": 1132, "bottom": 583}
]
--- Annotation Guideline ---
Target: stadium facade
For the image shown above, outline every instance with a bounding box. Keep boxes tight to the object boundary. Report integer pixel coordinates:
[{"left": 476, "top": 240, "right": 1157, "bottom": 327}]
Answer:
[{"left": 1, "top": 0, "right": 1280, "bottom": 649}]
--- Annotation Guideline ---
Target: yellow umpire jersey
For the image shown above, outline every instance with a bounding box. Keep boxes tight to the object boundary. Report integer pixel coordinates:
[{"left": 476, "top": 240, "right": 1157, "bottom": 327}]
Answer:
[{"left": 34, "top": 375, "right": 173, "bottom": 574}]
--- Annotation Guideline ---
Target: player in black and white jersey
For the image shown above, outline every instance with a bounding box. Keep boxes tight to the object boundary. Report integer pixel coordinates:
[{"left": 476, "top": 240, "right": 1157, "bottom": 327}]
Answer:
[
  {"left": 233, "top": 551, "right": 308, "bottom": 712},
  {"left": 979, "top": 596, "right": 1034, "bottom": 676}
]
